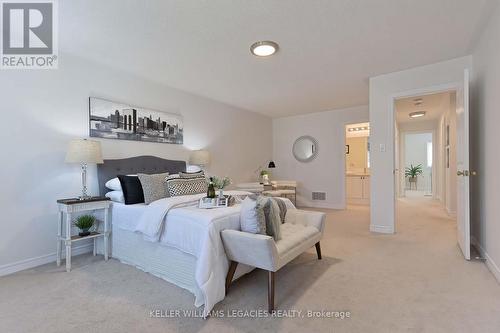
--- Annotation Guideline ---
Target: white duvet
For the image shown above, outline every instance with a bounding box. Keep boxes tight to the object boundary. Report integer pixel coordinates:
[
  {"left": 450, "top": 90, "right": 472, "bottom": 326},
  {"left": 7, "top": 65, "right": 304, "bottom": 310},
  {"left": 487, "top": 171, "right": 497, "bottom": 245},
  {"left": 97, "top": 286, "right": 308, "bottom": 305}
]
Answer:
[{"left": 133, "top": 191, "right": 296, "bottom": 318}]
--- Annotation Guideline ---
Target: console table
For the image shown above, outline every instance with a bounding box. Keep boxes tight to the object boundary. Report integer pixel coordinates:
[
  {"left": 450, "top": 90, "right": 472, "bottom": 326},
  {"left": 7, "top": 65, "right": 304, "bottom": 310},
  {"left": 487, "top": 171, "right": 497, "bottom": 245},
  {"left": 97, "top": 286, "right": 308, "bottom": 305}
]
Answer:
[{"left": 56, "top": 197, "right": 111, "bottom": 272}]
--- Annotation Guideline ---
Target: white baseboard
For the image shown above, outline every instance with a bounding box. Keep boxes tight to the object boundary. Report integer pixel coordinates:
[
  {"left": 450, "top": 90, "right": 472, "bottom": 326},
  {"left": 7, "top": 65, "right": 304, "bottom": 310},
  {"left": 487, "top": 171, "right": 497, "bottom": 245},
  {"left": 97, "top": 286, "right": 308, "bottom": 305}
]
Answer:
[
  {"left": 0, "top": 243, "right": 93, "bottom": 277},
  {"left": 298, "top": 200, "right": 345, "bottom": 210},
  {"left": 370, "top": 224, "right": 394, "bottom": 234},
  {"left": 471, "top": 236, "right": 500, "bottom": 284},
  {"left": 446, "top": 207, "right": 457, "bottom": 218}
]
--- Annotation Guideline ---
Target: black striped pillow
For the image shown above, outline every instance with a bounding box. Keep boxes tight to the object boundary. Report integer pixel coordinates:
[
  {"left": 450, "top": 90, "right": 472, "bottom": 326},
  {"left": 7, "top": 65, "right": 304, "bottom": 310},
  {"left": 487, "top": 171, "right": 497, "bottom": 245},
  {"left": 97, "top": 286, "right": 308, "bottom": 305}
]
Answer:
[{"left": 179, "top": 171, "right": 205, "bottom": 179}]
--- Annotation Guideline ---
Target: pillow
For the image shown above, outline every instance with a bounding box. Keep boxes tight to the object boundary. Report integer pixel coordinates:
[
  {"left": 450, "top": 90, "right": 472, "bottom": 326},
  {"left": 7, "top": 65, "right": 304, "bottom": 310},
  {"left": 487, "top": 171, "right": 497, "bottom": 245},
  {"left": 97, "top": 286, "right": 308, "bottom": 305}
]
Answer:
[
  {"left": 256, "top": 196, "right": 282, "bottom": 241},
  {"left": 179, "top": 171, "right": 205, "bottom": 179},
  {"left": 274, "top": 198, "right": 288, "bottom": 223},
  {"left": 118, "top": 175, "right": 144, "bottom": 205},
  {"left": 166, "top": 177, "right": 208, "bottom": 197},
  {"left": 105, "top": 190, "right": 125, "bottom": 203},
  {"left": 240, "top": 196, "right": 266, "bottom": 234},
  {"left": 137, "top": 172, "right": 169, "bottom": 204},
  {"left": 105, "top": 177, "right": 122, "bottom": 191},
  {"left": 105, "top": 174, "right": 137, "bottom": 191}
]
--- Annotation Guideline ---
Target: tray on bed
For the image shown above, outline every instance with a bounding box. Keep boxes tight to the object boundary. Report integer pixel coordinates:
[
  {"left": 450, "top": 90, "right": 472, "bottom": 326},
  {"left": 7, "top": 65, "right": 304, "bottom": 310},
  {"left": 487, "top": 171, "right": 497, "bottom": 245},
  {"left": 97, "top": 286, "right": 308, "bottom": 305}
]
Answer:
[{"left": 198, "top": 195, "right": 234, "bottom": 209}]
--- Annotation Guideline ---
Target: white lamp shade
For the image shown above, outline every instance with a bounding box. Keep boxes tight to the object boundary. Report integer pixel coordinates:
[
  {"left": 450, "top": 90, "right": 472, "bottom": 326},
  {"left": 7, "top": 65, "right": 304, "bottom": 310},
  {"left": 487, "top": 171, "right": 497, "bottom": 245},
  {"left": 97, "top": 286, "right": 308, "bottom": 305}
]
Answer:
[
  {"left": 65, "top": 139, "right": 103, "bottom": 164},
  {"left": 189, "top": 150, "right": 210, "bottom": 166}
]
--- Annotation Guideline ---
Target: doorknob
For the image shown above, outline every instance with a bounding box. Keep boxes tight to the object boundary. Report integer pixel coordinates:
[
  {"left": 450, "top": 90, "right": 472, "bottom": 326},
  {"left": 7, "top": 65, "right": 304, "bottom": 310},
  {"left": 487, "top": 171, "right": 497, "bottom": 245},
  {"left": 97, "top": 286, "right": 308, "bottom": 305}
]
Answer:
[
  {"left": 457, "top": 171, "right": 464, "bottom": 176},
  {"left": 471, "top": 171, "right": 477, "bottom": 176},
  {"left": 457, "top": 170, "right": 470, "bottom": 176}
]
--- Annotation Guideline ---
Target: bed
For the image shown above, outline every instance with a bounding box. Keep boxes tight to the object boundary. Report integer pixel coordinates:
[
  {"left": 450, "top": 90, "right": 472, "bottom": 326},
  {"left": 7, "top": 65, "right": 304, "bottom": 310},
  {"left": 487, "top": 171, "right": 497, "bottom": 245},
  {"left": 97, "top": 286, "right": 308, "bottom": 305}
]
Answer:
[{"left": 96, "top": 156, "right": 256, "bottom": 317}]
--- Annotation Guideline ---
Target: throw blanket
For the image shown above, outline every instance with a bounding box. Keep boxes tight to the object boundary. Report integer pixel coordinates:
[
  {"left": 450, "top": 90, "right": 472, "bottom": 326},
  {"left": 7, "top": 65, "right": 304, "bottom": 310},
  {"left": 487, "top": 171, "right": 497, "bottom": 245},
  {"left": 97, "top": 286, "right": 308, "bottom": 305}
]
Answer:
[{"left": 134, "top": 191, "right": 295, "bottom": 318}]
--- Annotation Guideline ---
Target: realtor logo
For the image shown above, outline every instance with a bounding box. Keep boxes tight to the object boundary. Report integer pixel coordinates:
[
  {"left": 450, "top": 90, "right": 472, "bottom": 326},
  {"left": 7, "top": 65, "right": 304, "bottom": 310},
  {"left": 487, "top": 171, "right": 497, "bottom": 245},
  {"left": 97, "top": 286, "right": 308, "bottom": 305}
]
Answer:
[{"left": 1, "top": 0, "right": 58, "bottom": 69}]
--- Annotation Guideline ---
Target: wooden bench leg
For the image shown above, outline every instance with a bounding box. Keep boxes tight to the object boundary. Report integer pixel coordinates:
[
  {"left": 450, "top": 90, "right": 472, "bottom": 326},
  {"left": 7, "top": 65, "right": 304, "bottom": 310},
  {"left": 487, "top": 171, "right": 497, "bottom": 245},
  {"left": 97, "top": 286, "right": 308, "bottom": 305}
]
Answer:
[
  {"left": 315, "top": 242, "right": 322, "bottom": 260},
  {"left": 268, "top": 270, "right": 275, "bottom": 312},
  {"left": 225, "top": 261, "right": 238, "bottom": 295}
]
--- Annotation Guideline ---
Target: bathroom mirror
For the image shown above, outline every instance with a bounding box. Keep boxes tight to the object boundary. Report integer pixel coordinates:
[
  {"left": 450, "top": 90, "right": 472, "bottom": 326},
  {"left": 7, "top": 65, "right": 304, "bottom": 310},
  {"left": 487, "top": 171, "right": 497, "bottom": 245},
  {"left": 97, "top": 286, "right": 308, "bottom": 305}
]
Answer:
[{"left": 292, "top": 136, "right": 318, "bottom": 162}]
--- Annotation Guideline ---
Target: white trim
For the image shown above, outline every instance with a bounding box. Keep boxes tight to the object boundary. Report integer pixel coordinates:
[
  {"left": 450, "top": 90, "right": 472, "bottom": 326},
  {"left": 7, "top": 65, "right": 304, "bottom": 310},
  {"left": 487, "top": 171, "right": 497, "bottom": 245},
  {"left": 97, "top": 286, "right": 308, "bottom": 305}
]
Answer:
[
  {"left": 370, "top": 224, "right": 394, "bottom": 234},
  {"left": 471, "top": 236, "right": 500, "bottom": 284},
  {"left": 299, "top": 200, "right": 345, "bottom": 210},
  {"left": 446, "top": 207, "right": 457, "bottom": 218},
  {"left": 0, "top": 243, "right": 93, "bottom": 277}
]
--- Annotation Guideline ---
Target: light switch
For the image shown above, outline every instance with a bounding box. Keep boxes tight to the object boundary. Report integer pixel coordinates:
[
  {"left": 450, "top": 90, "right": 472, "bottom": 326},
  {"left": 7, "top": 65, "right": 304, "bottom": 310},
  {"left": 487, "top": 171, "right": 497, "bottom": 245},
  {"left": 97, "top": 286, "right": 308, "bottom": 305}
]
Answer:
[{"left": 379, "top": 144, "right": 386, "bottom": 152}]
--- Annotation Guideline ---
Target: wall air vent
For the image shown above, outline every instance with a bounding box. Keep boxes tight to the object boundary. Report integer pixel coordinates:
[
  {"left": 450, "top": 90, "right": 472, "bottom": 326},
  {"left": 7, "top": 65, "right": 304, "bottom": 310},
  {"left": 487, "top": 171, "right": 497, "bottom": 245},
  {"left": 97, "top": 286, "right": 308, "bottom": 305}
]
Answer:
[{"left": 312, "top": 192, "right": 326, "bottom": 200}]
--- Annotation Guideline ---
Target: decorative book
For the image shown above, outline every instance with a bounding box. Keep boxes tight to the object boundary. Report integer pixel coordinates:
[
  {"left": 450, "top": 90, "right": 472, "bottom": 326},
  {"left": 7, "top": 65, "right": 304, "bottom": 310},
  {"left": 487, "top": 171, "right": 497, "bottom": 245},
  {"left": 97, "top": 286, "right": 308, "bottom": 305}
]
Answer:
[{"left": 198, "top": 195, "right": 234, "bottom": 209}]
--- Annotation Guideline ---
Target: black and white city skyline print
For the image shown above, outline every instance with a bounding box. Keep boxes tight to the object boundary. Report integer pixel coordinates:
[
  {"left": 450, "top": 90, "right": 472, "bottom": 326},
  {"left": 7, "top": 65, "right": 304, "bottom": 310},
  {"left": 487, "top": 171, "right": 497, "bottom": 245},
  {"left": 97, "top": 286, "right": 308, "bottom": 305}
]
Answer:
[{"left": 89, "top": 97, "right": 183, "bottom": 144}]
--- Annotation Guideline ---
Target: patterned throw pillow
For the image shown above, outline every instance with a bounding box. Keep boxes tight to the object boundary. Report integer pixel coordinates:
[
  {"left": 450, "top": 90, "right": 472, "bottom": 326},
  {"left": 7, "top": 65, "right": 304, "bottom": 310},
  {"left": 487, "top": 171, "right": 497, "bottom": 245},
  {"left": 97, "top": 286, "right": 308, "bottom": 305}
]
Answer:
[
  {"left": 166, "top": 177, "right": 208, "bottom": 197},
  {"left": 256, "top": 196, "right": 282, "bottom": 241},
  {"left": 137, "top": 173, "right": 169, "bottom": 204},
  {"left": 179, "top": 171, "right": 205, "bottom": 179}
]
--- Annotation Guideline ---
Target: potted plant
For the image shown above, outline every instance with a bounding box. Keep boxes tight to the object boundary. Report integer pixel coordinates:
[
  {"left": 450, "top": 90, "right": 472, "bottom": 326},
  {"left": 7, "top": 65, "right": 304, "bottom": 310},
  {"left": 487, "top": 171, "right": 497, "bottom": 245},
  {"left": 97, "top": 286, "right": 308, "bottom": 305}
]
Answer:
[
  {"left": 74, "top": 215, "right": 95, "bottom": 237},
  {"left": 260, "top": 170, "right": 269, "bottom": 184},
  {"left": 405, "top": 164, "right": 423, "bottom": 190},
  {"left": 212, "top": 176, "right": 232, "bottom": 198}
]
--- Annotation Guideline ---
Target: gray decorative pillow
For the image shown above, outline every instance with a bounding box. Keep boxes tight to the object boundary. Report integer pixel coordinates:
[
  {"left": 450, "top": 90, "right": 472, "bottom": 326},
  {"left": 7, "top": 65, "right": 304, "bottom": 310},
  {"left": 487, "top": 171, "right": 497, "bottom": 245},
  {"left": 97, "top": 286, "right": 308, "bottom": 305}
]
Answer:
[
  {"left": 137, "top": 173, "right": 169, "bottom": 204},
  {"left": 179, "top": 171, "right": 205, "bottom": 179},
  {"left": 166, "top": 177, "right": 208, "bottom": 197},
  {"left": 256, "top": 196, "right": 282, "bottom": 241}
]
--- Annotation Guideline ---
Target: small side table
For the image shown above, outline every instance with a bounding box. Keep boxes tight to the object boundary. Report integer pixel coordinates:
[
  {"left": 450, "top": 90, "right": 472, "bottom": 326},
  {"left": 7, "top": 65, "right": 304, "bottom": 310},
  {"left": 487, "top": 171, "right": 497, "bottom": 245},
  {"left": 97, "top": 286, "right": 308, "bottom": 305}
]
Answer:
[{"left": 56, "top": 197, "right": 111, "bottom": 272}]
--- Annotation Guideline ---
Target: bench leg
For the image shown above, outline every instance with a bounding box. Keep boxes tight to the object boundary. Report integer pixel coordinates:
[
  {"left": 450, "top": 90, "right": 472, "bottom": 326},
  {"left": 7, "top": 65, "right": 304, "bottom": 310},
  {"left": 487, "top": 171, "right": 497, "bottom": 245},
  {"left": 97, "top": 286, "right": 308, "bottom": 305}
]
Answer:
[
  {"left": 315, "top": 242, "right": 322, "bottom": 260},
  {"left": 268, "top": 270, "right": 275, "bottom": 313},
  {"left": 225, "top": 261, "right": 238, "bottom": 295}
]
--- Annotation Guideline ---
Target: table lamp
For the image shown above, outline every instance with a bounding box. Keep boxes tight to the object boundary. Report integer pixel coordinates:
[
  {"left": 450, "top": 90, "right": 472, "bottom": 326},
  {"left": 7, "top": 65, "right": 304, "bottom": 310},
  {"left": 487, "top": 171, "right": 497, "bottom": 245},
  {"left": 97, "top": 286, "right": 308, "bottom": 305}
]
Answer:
[
  {"left": 65, "top": 139, "right": 103, "bottom": 199},
  {"left": 189, "top": 150, "right": 210, "bottom": 170}
]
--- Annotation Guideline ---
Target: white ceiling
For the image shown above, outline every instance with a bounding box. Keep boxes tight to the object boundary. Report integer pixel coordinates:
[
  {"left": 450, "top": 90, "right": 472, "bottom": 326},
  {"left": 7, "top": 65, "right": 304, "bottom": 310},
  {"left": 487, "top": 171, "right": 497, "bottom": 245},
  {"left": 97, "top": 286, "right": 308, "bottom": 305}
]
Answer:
[
  {"left": 60, "top": 0, "right": 495, "bottom": 118},
  {"left": 395, "top": 91, "right": 453, "bottom": 124}
]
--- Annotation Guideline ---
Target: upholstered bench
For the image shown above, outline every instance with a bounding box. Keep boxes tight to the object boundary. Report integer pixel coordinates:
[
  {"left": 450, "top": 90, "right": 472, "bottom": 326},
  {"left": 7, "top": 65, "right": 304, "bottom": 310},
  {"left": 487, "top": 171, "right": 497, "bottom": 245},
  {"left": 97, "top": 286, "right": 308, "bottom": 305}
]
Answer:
[{"left": 221, "top": 209, "right": 326, "bottom": 312}]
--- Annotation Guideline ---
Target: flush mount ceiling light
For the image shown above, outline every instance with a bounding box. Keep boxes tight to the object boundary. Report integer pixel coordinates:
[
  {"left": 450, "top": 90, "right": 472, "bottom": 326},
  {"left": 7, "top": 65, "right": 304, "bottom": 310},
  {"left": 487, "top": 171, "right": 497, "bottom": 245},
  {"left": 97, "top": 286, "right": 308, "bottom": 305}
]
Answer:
[
  {"left": 409, "top": 111, "right": 426, "bottom": 118},
  {"left": 250, "top": 41, "right": 279, "bottom": 57}
]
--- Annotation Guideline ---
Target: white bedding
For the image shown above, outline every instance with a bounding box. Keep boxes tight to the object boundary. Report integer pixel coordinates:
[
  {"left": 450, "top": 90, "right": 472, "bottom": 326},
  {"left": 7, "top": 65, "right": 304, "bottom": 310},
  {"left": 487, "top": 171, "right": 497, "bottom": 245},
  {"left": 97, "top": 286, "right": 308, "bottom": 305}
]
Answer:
[{"left": 112, "top": 192, "right": 295, "bottom": 318}]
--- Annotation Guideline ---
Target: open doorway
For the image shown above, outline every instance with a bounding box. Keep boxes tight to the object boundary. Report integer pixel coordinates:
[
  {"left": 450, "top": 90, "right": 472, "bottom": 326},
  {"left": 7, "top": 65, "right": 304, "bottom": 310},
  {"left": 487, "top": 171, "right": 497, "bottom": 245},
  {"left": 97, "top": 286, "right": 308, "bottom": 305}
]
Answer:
[
  {"left": 345, "top": 122, "right": 370, "bottom": 205},
  {"left": 402, "top": 132, "right": 434, "bottom": 197},
  {"left": 394, "top": 91, "right": 458, "bottom": 219}
]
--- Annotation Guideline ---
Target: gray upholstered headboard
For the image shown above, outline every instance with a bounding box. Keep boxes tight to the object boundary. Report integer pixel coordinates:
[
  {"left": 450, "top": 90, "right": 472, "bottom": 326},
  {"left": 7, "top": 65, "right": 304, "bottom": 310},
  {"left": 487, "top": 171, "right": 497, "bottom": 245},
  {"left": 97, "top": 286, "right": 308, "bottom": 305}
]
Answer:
[{"left": 97, "top": 155, "right": 186, "bottom": 196}]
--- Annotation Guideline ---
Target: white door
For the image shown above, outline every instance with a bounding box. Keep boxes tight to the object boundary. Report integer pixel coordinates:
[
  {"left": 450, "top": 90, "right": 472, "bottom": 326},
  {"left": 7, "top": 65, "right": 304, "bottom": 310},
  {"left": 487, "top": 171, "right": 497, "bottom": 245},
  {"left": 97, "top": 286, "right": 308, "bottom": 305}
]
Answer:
[{"left": 456, "top": 69, "right": 471, "bottom": 260}]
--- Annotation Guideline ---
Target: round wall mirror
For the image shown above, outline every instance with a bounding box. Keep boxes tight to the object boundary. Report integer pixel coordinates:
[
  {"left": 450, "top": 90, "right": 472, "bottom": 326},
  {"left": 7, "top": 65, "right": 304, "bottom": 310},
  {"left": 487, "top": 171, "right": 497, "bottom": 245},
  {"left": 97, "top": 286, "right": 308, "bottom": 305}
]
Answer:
[{"left": 292, "top": 136, "right": 318, "bottom": 162}]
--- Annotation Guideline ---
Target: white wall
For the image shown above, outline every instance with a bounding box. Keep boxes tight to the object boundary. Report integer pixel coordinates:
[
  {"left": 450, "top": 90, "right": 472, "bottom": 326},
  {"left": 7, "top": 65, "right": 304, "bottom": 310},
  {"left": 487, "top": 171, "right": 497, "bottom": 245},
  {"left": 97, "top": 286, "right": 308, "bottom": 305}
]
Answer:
[
  {"left": 471, "top": 3, "right": 500, "bottom": 282},
  {"left": 0, "top": 53, "right": 272, "bottom": 274},
  {"left": 369, "top": 56, "right": 472, "bottom": 234},
  {"left": 272, "top": 105, "right": 369, "bottom": 209},
  {"left": 404, "top": 133, "right": 432, "bottom": 192}
]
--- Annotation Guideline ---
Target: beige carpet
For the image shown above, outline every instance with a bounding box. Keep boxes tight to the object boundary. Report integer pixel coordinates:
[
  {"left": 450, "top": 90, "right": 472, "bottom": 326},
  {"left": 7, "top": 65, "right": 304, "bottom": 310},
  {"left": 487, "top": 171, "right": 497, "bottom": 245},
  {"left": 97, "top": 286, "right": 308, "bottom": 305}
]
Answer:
[{"left": 1, "top": 198, "right": 499, "bottom": 333}]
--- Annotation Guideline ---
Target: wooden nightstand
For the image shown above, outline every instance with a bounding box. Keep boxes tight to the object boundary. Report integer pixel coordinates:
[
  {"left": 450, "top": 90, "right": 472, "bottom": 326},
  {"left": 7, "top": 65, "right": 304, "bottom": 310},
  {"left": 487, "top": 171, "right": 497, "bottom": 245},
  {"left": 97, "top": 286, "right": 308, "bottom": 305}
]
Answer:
[{"left": 56, "top": 197, "right": 111, "bottom": 272}]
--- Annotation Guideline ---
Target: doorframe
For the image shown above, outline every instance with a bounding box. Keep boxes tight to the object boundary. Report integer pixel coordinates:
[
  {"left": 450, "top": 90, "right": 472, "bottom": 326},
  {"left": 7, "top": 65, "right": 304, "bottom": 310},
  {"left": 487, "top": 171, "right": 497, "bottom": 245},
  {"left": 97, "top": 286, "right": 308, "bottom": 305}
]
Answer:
[{"left": 389, "top": 82, "right": 460, "bottom": 232}]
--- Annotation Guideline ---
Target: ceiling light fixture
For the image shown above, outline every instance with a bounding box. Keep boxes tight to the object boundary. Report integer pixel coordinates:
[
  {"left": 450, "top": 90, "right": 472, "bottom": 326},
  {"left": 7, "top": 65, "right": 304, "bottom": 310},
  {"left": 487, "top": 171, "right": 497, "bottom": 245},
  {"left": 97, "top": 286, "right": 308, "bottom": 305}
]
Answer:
[
  {"left": 348, "top": 126, "right": 370, "bottom": 132},
  {"left": 409, "top": 111, "right": 426, "bottom": 118},
  {"left": 250, "top": 41, "right": 279, "bottom": 57}
]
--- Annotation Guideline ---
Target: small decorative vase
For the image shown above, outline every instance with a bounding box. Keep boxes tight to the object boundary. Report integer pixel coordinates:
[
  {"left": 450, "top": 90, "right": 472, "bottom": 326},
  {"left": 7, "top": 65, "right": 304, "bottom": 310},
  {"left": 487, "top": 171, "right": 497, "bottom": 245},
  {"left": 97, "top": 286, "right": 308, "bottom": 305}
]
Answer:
[
  {"left": 79, "top": 228, "right": 91, "bottom": 237},
  {"left": 218, "top": 189, "right": 224, "bottom": 199}
]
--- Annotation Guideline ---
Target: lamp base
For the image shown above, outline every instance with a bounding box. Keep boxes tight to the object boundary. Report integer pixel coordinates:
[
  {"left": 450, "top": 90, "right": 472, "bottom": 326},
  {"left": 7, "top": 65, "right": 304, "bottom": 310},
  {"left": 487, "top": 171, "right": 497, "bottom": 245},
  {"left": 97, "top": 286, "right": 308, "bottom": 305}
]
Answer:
[{"left": 78, "top": 195, "right": 92, "bottom": 201}]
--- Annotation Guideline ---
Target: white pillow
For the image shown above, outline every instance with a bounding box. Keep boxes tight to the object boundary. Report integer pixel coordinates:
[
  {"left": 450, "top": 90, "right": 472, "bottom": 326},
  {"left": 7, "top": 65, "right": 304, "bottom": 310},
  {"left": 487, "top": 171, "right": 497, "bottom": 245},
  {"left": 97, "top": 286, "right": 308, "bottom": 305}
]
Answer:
[
  {"left": 240, "top": 196, "right": 265, "bottom": 234},
  {"left": 105, "top": 190, "right": 125, "bottom": 203},
  {"left": 105, "top": 174, "right": 137, "bottom": 191},
  {"left": 105, "top": 177, "right": 122, "bottom": 191}
]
